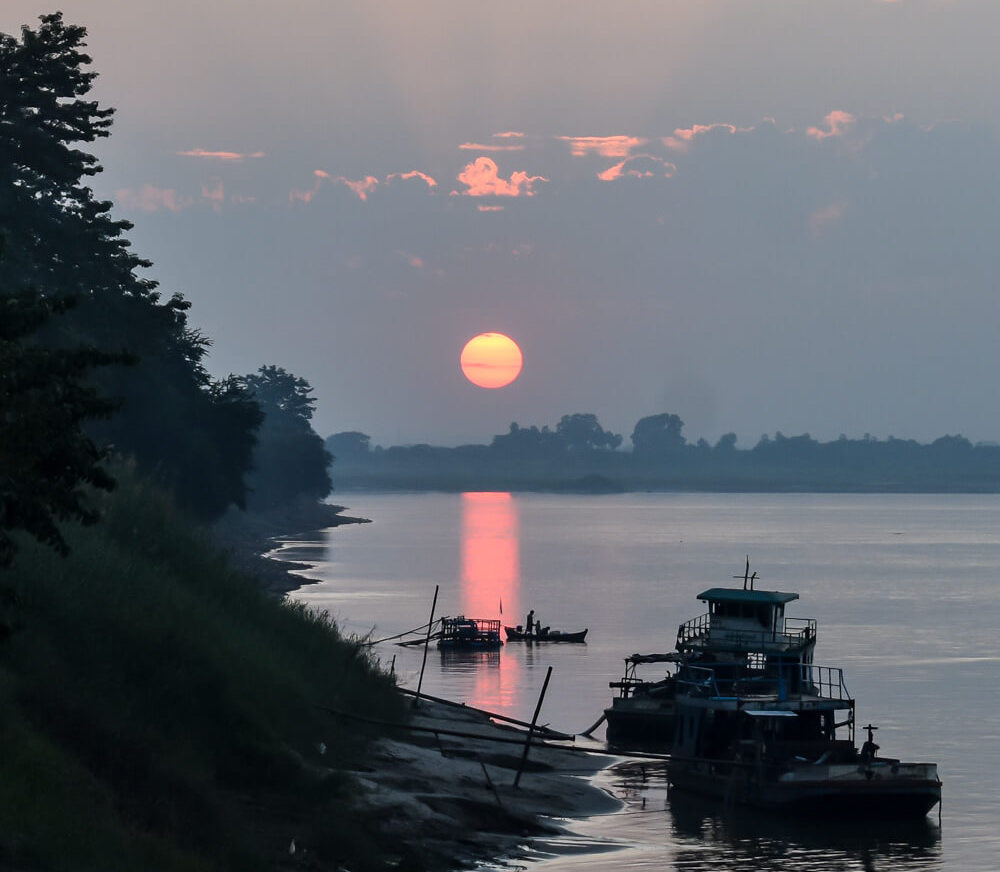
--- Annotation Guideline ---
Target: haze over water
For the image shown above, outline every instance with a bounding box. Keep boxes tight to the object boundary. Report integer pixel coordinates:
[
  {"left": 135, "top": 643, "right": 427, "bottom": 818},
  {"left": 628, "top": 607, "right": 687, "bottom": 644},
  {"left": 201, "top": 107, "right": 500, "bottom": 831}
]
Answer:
[{"left": 280, "top": 492, "right": 1000, "bottom": 871}]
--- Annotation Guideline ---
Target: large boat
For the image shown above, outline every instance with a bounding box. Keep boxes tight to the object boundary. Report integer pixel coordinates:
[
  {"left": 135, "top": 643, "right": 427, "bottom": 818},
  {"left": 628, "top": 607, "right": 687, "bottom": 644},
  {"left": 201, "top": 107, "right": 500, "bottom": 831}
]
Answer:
[
  {"left": 436, "top": 616, "right": 502, "bottom": 651},
  {"left": 605, "top": 562, "right": 942, "bottom": 818}
]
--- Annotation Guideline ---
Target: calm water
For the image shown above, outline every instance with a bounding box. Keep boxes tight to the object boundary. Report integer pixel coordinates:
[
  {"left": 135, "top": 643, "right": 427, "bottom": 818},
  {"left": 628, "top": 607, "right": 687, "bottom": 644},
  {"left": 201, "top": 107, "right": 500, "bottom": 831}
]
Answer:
[{"left": 278, "top": 492, "right": 1000, "bottom": 871}]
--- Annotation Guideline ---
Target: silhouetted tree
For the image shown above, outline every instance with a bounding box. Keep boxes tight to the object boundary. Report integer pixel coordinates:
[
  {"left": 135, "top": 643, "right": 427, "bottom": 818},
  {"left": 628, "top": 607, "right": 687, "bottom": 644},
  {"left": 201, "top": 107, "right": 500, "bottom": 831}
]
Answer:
[
  {"left": 0, "top": 288, "right": 126, "bottom": 566},
  {"left": 325, "top": 431, "right": 371, "bottom": 462},
  {"left": 244, "top": 366, "right": 331, "bottom": 509},
  {"left": 630, "top": 413, "right": 686, "bottom": 456},
  {"left": 0, "top": 14, "right": 261, "bottom": 519},
  {"left": 556, "top": 413, "right": 622, "bottom": 452},
  {"left": 490, "top": 422, "right": 564, "bottom": 459}
]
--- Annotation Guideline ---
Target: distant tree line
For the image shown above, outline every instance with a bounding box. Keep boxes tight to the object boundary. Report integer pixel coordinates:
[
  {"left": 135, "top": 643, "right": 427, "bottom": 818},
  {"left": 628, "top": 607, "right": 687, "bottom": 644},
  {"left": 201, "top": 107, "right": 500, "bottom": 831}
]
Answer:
[
  {"left": 1, "top": 14, "right": 330, "bottom": 566},
  {"left": 326, "top": 412, "right": 1000, "bottom": 493}
]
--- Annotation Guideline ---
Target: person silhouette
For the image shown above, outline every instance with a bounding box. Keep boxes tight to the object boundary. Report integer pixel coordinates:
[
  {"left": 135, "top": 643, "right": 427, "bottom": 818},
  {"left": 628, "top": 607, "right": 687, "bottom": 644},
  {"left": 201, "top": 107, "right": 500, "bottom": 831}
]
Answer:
[{"left": 525, "top": 609, "right": 535, "bottom": 636}]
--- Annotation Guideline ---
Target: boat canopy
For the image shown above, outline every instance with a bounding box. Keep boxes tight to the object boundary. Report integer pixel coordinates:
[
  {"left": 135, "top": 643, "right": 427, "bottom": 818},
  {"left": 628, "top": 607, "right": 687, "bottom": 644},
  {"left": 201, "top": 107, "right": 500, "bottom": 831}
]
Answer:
[
  {"left": 742, "top": 709, "right": 799, "bottom": 718},
  {"left": 697, "top": 588, "right": 799, "bottom": 605}
]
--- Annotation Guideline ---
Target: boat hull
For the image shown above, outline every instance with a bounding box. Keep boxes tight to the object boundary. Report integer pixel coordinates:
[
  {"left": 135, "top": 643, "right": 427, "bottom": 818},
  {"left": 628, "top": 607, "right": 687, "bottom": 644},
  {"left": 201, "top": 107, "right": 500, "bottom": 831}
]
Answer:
[
  {"left": 668, "top": 760, "right": 941, "bottom": 819},
  {"left": 504, "top": 627, "right": 588, "bottom": 643},
  {"left": 604, "top": 700, "right": 676, "bottom": 748}
]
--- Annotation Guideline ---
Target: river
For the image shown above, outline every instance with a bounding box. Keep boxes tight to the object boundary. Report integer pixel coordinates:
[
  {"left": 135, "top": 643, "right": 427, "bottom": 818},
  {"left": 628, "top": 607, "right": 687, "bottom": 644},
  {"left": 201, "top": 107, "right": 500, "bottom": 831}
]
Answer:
[{"left": 278, "top": 492, "right": 1000, "bottom": 871}]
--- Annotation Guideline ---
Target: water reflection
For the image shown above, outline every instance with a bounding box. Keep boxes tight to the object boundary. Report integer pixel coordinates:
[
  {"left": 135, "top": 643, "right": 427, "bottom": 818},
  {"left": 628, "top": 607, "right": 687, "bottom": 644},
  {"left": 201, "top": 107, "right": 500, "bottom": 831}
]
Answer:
[
  {"left": 601, "top": 761, "right": 942, "bottom": 871},
  {"left": 458, "top": 492, "right": 520, "bottom": 710},
  {"left": 460, "top": 492, "right": 520, "bottom": 620}
]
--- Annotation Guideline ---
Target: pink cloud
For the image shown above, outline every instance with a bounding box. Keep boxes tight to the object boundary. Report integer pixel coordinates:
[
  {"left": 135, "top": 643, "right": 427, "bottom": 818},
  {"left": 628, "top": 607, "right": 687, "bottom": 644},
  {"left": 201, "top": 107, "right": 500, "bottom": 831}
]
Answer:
[
  {"left": 453, "top": 157, "right": 547, "bottom": 197},
  {"left": 808, "top": 200, "right": 848, "bottom": 238},
  {"left": 598, "top": 155, "right": 676, "bottom": 181},
  {"left": 386, "top": 170, "right": 438, "bottom": 187},
  {"left": 558, "top": 135, "right": 647, "bottom": 158},
  {"left": 290, "top": 169, "right": 329, "bottom": 203},
  {"left": 201, "top": 178, "right": 224, "bottom": 211},
  {"left": 807, "top": 110, "right": 857, "bottom": 141},
  {"left": 459, "top": 142, "right": 525, "bottom": 152},
  {"left": 177, "top": 148, "right": 265, "bottom": 160},
  {"left": 115, "top": 184, "right": 192, "bottom": 212},
  {"left": 477, "top": 204, "right": 505, "bottom": 212},
  {"left": 336, "top": 175, "right": 379, "bottom": 201},
  {"left": 493, "top": 131, "right": 525, "bottom": 139},
  {"left": 292, "top": 168, "right": 438, "bottom": 203},
  {"left": 663, "top": 123, "right": 753, "bottom": 151}
]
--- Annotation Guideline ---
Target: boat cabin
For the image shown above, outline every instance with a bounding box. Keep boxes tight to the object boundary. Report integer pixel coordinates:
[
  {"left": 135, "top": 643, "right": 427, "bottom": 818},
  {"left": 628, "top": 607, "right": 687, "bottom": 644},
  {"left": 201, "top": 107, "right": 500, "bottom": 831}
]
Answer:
[{"left": 676, "top": 587, "right": 816, "bottom": 664}]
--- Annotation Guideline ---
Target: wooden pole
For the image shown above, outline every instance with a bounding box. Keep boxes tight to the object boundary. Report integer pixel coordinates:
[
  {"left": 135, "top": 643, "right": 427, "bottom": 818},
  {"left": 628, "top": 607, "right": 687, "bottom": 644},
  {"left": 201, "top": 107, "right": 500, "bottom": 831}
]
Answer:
[
  {"left": 412, "top": 585, "right": 439, "bottom": 709},
  {"left": 514, "top": 665, "right": 552, "bottom": 789}
]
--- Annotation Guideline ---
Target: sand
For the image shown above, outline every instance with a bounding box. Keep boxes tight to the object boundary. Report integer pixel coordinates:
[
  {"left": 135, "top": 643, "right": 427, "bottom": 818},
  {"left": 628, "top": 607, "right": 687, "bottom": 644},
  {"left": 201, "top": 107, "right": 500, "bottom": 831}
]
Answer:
[{"left": 353, "top": 696, "right": 622, "bottom": 870}]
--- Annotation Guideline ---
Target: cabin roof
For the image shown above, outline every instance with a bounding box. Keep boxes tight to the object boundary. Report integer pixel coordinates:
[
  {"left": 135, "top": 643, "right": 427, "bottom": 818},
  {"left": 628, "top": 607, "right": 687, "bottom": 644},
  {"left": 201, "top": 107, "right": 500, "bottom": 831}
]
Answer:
[{"left": 697, "top": 588, "right": 799, "bottom": 605}]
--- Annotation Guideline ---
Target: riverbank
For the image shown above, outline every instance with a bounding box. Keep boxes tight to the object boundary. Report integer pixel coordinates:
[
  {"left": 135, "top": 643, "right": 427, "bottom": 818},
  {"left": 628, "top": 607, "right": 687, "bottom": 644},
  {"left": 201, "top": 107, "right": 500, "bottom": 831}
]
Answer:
[
  {"left": 211, "top": 499, "right": 369, "bottom": 596},
  {"left": 217, "top": 499, "right": 623, "bottom": 870},
  {"left": 351, "top": 697, "right": 621, "bottom": 870}
]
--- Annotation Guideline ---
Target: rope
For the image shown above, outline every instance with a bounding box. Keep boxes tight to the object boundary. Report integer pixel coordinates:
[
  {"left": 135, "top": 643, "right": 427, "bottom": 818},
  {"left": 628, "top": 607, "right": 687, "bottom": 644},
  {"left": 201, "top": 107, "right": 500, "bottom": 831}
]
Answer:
[{"left": 365, "top": 618, "right": 441, "bottom": 646}]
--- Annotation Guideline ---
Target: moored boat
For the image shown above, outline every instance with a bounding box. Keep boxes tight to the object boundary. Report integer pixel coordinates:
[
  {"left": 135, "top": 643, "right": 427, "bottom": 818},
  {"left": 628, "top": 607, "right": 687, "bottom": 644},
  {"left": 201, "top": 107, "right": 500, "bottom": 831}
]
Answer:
[
  {"left": 604, "top": 652, "right": 680, "bottom": 747},
  {"left": 504, "top": 625, "right": 588, "bottom": 643},
  {"left": 665, "top": 567, "right": 941, "bottom": 818},
  {"left": 437, "top": 616, "right": 502, "bottom": 651}
]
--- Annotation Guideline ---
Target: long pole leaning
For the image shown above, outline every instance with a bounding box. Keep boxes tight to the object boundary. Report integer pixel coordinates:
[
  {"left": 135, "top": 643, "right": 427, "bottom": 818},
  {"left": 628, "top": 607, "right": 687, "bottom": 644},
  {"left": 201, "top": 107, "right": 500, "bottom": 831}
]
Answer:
[
  {"left": 514, "top": 665, "right": 553, "bottom": 789},
  {"left": 412, "top": 584, "right": 439, "bottom": 710}
]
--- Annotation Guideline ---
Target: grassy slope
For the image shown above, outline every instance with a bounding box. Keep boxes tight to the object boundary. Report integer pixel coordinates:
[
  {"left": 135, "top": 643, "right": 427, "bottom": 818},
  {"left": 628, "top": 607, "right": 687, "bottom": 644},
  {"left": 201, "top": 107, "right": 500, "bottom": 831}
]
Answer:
[{"left": 0, "top": 474, "right": 407, "bottom": 872}]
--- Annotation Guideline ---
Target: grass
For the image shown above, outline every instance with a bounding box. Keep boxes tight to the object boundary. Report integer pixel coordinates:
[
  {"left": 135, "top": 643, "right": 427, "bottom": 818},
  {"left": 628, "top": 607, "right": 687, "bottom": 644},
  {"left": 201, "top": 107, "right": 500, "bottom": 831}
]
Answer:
[{"left": 0, "top": 471, "right": 409, "bottom": 871}]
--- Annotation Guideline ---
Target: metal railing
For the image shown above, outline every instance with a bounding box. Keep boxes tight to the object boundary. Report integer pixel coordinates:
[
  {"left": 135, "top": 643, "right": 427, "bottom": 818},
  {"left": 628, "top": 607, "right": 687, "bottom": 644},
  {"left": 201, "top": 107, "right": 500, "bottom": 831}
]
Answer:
[
  {"left": 676, "top": 614, "right": 817, "bottom": 652},
  {"left": 675, "top": 662, "right": 851, "bottom": 702}
]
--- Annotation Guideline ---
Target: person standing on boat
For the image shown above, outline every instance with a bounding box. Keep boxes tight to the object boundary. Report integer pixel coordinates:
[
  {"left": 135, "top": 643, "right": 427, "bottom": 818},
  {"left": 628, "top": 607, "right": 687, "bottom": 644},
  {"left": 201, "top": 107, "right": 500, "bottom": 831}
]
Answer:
[{"left": 526, "top": 609, "right": 535, "bottom": 637}]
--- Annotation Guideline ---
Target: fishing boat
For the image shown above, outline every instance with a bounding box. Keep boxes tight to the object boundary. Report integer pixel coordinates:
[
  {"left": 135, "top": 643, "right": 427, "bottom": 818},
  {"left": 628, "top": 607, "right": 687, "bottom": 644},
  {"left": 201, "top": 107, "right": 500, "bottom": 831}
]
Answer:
[
  {"left": 436, "top": 616, "right": 502, "bottom": 651},
  {"left": 664, "top": 565, "right": 942, "bottom": 818},
  {"left": 504, "top": 625, "right": 588, "bottom": 643}
]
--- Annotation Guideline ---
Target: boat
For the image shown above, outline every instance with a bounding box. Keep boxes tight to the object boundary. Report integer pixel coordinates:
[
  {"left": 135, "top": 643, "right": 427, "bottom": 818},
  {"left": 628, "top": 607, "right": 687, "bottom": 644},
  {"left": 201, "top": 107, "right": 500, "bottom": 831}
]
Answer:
[
  {"left": 663, "top": 565, "right": 942, "bottom": 818},
  {"left": 604, "top": 652, "right": 680, "bottom": 746},
  {"left": 436, "top": 616, "right": 502, "bottom": 651},
  {"left": 504, "top": 625, "right": 588, "bottom": 643}
]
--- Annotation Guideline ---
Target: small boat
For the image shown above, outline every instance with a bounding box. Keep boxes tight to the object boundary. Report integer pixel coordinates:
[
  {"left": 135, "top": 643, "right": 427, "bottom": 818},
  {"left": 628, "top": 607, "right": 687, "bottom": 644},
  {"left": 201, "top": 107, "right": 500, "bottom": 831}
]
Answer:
[
  {"left": 437, "top": 616, "right": 502, "bottom": 651},
  {"left": 504, "top": 625, "right": 588, "bottom": 643}
]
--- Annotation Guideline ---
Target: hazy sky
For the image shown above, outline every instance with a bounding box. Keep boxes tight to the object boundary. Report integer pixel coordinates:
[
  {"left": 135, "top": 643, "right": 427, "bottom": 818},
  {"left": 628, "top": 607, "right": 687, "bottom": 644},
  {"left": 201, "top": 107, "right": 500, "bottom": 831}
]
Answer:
[{"left": 6, "top": 1, "right": 1000, "bottom": 447}]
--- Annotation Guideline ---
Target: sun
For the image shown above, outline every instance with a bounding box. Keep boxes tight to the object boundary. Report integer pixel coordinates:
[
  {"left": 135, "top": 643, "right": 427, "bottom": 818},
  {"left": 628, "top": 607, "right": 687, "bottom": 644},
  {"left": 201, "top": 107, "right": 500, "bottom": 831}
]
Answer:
[{"left": 460, "top": 333, "right": 523, "bottom": 389}]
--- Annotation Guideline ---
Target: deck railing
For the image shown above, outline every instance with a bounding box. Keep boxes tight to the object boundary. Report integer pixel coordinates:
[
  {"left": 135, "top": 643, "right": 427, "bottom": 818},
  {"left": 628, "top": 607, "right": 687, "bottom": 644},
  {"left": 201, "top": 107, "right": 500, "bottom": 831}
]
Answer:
[
  {"left": 676, "top": 662, "right": 851, "bottom": 702},
  {"left": 676, "top": 614, "right": 817, "bottom": 652}
]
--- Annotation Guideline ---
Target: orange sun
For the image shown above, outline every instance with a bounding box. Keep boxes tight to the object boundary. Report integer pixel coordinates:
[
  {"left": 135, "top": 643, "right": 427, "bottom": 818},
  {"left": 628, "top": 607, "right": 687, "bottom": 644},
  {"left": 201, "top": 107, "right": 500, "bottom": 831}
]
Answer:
[{"left": 460, "top": 333, "right": 523, "bottom": 389}]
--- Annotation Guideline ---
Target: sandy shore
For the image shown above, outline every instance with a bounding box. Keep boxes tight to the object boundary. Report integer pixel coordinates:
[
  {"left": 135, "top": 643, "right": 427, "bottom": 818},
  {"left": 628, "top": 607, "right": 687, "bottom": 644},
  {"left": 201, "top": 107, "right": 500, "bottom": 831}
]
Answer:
[{"left": 352, "top": 696, "right": 621, "bottom": 871}]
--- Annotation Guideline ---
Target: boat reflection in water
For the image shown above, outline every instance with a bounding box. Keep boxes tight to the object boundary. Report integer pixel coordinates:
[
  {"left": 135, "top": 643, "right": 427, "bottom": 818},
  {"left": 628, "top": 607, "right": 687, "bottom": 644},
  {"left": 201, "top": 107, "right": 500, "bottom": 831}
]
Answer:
[
  {"left": 452, "top": 492, "right": 521, "bottom": 710},
  {"left": 585, "top": 760, "right": 942, "bottom": 872}
]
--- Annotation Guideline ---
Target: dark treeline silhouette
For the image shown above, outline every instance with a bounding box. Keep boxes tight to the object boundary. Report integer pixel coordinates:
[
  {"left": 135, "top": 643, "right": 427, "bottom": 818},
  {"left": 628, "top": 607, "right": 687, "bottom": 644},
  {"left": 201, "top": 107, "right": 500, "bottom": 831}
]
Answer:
[
  {"left": 327, "top": 412, "right": 1000, "bottom": 493},
  {"left": 1, "top": 14, "right": 329, "bottom": 565}
]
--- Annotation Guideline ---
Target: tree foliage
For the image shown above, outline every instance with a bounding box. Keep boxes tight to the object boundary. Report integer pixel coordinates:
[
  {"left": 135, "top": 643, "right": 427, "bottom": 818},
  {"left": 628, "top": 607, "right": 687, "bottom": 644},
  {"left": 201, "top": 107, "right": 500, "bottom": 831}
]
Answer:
[
  {"left": 244, "top": 366, "right": 331, "bottom": 510},
  {"left": 556, "top": 413, "right": 622, "bottom": 451},
  {"left": 631, "top": 413, "right": 686, "bottom": 456},
  {"left": 0, "top": 289, "right": 126, "bottom": 566},
  {"left": 0, "top": 13, "right": 261, "bottom": 520}
]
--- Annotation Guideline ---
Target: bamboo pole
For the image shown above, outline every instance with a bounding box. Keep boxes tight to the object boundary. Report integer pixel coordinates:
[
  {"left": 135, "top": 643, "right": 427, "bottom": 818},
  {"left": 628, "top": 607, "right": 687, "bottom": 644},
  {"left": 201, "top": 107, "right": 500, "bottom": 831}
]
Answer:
[
  {"left": 514, "top": 665, "right": 552, "bottom": 788},
  {"left": 412, "top": 584, "right": 439, "bottom": 709}
]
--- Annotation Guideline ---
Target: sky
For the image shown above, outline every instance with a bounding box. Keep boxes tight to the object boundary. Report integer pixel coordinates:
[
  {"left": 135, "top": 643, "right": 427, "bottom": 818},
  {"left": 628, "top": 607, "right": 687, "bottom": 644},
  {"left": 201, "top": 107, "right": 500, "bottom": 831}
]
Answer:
[{"left": 5, "top": 1, "right": 1000, "bottom": 448}]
